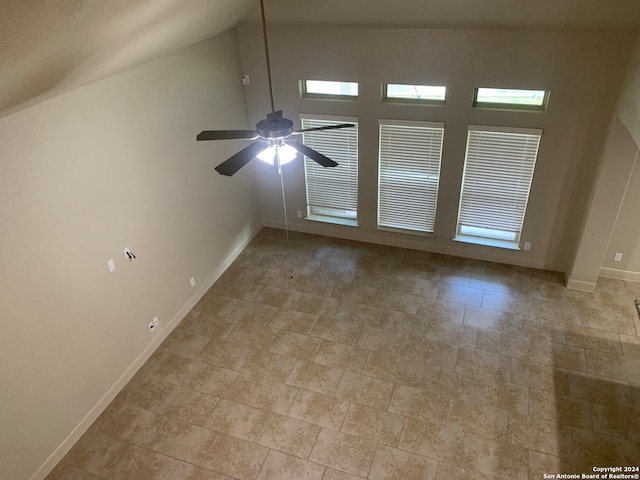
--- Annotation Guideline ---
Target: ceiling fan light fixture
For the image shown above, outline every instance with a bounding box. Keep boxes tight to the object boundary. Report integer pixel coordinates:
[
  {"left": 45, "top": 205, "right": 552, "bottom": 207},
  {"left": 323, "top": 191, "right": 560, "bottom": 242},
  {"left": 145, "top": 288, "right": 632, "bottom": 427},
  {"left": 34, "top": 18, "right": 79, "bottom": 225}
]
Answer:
[{"left": 257, "top": 142, "right": 298, "bottom": 166}]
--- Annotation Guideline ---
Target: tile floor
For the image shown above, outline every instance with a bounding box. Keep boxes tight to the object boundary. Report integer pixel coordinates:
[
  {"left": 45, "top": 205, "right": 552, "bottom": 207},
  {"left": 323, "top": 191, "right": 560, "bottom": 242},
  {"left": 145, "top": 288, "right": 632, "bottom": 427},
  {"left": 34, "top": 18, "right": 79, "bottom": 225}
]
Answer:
[{"left": 48, "top": 228, "right": 640, "bottom": 480}]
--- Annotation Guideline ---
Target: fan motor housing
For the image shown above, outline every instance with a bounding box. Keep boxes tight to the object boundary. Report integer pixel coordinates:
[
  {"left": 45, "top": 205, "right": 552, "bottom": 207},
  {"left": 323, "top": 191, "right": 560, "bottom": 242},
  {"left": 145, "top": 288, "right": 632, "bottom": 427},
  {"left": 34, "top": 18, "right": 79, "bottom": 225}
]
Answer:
[{"left": 256, "top": 117, "right": 294, "bottom": 139}]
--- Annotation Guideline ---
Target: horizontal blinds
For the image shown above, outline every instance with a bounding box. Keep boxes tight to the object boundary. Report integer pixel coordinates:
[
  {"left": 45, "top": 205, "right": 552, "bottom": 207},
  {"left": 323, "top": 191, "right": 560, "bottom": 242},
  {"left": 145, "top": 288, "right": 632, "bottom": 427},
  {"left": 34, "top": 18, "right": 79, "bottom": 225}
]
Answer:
[
  {"left": 301, "top": 115, "right": 358, "bottom": 216},
  {"left": 378, "top": 120, "right": 444, "bottom": 232},
  {"left": 458, "top": 126, "right": 542, "bottom": 237}
]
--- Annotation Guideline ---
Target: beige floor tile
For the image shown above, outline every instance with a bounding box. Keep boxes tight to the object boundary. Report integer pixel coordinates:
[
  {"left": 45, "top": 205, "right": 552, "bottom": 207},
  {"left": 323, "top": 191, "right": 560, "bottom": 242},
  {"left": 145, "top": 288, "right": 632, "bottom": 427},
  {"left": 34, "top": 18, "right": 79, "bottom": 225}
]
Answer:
[
  {"left": 341, "top": 403, "right": 404, "bottom": 446},
  {"left": 417, "top": 300, "right": 466, "bottom": 324},
  {"left": 368, "top": 445, "right": 437, "bottom": 480},
  {"left": 446, "top": 398, "right": 508, "bottom": 440},
  {"left": 44, "top": 463, "right": 103, "bottom": 480},
  {"left": 455, "top": 347, "right": 510, "bottom": 380},
  {"left": 197, "top": 339, "right": 252, "bottom": 370},
  {"left": 156, "top": 386, "right": 219, "bottom": 426},
  {"left": 205, "top": 399, "right": 269, "bottom": 441},
  {"left": 480, "top": 290, "right": 520, "bottom": 313},
  {"left": 93, "top": 402, "right": 167, "bottom": 447},
  {"left": 150, "top": 419, "right": 215, "bottom": 464},
  {"left": 331, "top": 282, "right": 379, "bottom": 304},
  {"left": 509, "top": 357, "right": 566, "bottom": 392},
  {"left": 169, "top": 462, "right": 232, "bottom": 479},
  {"left": 398, "top": 417, "right": 465, "bottom": 463},
  {"left": 200, "top": 433, "right": 268, "bottom": 480},
  {"left": 475, "top": 329, "right": 529, "bottom": 359},
  {"left": 239, "top": 349, "right": 298, "bottom": 382},
  {"left": 437, "top": 284, "right": 483, "bottom": 307},
  {"left": 255, "top": 450, "right": 325, "bottom": 480},
  {"left": 460, "top": 433, "right": 528, "bottom": 480},
  {"left": 287, "top": 360, "right": 344, "bottom": 395},
  {"left": 159, "top": 330, "right": 210, "bottom": 359},
  {"left": 308, "top": 428, "right": 377, "bottom": 478},
  {"left": 268, "top": 309, "right": 319, "bottom": 335},
  {"left": 335, "top": 371, "right": 394, "bottom": 410},
  {"left": 527, "top": 451, "right": 574, "bottom": 480},
  {"left": 255, "top": 413, "right": 321, "bottom": 458},
  {"left": 507, "top": 412, "right": 573, "bottom": 458},
  {"left": 115, "top": 375, "right": 176, "bottom": 411},
  {"left": 227, "top": 300, "right": 279, "bottom": 326},
  {"left": 291, "top": 292, "right": 342, "bottom": 317},
  {"left": 62, "top": 429, "right": 128, "bottom": 477},
  {"left": 192, "top": 296, "right": 237, "bottom": 318},
  {"left": 528, "top": 387, "right": 592, "bottom": 429},
  {"left": 585, "top": 349, "right": 640, "bottom": 383},
  {"left": 565, "top": 324, "right": 623, "bottom": 354},
  {"left": 572, "top": 427, "right": 640, "bottom": 471},
  {"left": 356, "top": 326, "right": 406, "bottom": 352},
  {"left": 321, "top": 468, "right": 365, "bottom": 480},
  {"left": 311, "top": 316, "right": 363, "bottom": 345},
  {"left": 371, "top": 289, "right": 421, "bottom": 314},
  {"left": 314, "top": 340, "right": 368, "bottom": 372},
  {"left": 187, "top": 315, "right": 237, "bottom": 340},
  {"left": 530, "top": 297, "right": 581, "bottom": 324},
  {"left": 378, "top": 310, "right": 429, "bottom": 336},
  {"left": 526, "top": 341, "right": 586, "bottom": 371},
  {"left": 254, "top": 285, "right": 303, "bottom": 308},
  {"left": 388, "top": 384, "right": 449, "bottom": 424},
  {"left": 109, "top": 445, "right": 179, "bottom": 480},
  {"left": 221, "top": 376, "right": 298, "bottom": 415},
  {"left": 620, "top": 332, "right": 640, "bottom": 359},
  {"left": 463, "top": 306, "right": 513, "bottom": 332},
  {"left": 580, "top": 306, "right": 636, "bottom": 335},
  {"left": 225, "top": 322, "right": 280, "bottom": 349},
  {"left": 335, "top": 302, "right": 385, "bottom": 326},
  {"left": 590, "top": 402, "right": 640, "bottom": 441},
  {"left": 425, "top": 319, "right": 478, "bottom": 349},
  {"left": 567, "top": 371, "right": 633, "bottom": 407},
  {"left": 270, "top": 331, "right": 323, "bottom": 361},
  {"left": 287, "top": 389, "right": 350, "bottom": 431},
  {"left": 435, "top": 461, "right": 498, "bottom": 480},
  {"left": 393, "top": 276, "right": 439, "bottom": 299}
]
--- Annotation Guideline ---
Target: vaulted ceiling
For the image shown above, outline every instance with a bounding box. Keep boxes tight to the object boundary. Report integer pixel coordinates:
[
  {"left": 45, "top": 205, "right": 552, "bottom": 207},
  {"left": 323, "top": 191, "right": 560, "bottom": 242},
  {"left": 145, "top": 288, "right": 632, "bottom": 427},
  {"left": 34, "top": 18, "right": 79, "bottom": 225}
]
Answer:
[{"left": 2, "top": 0, "right": 640, "bottom": 118}]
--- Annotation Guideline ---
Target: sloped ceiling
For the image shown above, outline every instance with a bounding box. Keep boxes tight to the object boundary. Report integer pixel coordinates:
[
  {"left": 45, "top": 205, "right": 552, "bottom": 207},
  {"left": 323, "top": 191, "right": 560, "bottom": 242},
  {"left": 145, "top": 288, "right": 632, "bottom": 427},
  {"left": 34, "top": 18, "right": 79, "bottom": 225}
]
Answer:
[{"left": 1, "top": 0, "right": 640, "bottom": 118}]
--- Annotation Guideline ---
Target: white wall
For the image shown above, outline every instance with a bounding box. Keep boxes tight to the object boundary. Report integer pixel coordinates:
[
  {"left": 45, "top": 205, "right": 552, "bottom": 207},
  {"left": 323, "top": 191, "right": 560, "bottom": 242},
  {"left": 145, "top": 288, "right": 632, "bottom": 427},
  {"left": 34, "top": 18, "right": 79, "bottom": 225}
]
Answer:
[
  {"left": 238, "top": 25, "right": 633, "bottom": 272},
  {"left": 0, "top": 29, "right": 261, "bottom": 480}
]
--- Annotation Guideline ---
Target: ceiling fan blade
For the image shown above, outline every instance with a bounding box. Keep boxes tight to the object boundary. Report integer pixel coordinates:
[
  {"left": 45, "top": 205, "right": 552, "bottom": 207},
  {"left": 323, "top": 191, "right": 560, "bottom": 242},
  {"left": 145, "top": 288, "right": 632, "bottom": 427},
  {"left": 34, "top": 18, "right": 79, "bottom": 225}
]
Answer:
[
  {"left": 197, "top": 130, "right": 258, "bottom": 141},
  {"left": 214, "top": 141, "right": 267, "bottom": 176},
  {"left": 285, "top": 139, "right": 338, "bottom": 168},
  {"left": 292, "top": 123, "right": 355, "bottom": 134}
]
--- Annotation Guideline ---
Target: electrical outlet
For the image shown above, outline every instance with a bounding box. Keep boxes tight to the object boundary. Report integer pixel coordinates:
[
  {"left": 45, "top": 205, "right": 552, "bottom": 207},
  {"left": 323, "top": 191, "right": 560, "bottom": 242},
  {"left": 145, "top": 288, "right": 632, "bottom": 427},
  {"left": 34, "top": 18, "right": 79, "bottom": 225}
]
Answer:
[
  {"left": 190, "top": 277, "right": 196, "bottom": 287},
  {"left": 296, "top": 210, "right": 302, "bottom": 218},
  {"left": 614, "top": 252, "right": 623, "bottom": 262},
  {"left": 107, "top": 259, "right": 115, "bottom": 272},
  {"left": 153, "top": 316, "right": 159, "bottom": 327},
  {"left": 523, "top": 242, "right": 531, "bottom": 251}
]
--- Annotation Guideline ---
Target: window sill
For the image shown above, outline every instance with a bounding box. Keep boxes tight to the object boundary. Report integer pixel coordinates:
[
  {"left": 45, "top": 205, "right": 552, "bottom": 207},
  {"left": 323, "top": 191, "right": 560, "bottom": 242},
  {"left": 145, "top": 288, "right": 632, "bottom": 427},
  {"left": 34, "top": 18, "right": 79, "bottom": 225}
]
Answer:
[
  {"left": 305, "top": 214, "right": 359, "bottom": 227},
  {"left": 376, "top": 226, "right": 435, "bottom": 238},
  {"left": 453, "top": 235, "right": 521, "bottom": 250}
]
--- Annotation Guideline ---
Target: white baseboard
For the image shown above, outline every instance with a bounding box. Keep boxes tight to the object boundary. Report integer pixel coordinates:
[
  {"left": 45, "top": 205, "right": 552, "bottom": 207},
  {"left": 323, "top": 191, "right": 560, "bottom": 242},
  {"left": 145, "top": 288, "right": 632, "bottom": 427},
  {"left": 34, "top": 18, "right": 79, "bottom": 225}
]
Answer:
[
  {"left": 566, "top": 279, "right": 597, "bottom": 292},
  {"left": 262, "top": 218, "right": 551, "bottom": 271},
  {"left": 30, "top": 221, "right": 263, "bottom": 480},
  {"left": 600, "top": 267, "right": 640, "bottom": 282}
]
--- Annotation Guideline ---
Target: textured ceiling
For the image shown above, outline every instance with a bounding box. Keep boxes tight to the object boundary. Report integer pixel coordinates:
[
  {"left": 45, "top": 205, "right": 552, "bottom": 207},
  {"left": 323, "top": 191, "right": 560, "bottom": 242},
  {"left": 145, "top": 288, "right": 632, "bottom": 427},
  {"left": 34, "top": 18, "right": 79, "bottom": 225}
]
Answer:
[{"left": 1, "top": 0, "right": 639, "bottom": 118}]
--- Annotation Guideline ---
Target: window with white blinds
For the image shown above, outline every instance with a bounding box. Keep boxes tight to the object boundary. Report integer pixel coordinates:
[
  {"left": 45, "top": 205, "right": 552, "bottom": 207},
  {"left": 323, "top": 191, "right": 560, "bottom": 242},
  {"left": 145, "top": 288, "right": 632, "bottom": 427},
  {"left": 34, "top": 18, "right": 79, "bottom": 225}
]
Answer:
[
  {"left": 378, "top": 120, "right": 444, "bottom": 234},
  {"left": 301, "top": 115, "right": 359, "bottom": 226},
  {"left": 455, "top": 125, "right": 542, "bottom": 249}
]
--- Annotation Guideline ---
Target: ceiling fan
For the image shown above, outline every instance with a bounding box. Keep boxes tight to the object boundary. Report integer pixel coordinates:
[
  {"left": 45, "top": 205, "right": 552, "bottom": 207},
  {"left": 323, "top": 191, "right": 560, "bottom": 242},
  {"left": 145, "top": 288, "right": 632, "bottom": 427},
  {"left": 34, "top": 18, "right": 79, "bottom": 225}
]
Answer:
[{"left": 196, "top": 0, "right": 354, "bottom": 176}]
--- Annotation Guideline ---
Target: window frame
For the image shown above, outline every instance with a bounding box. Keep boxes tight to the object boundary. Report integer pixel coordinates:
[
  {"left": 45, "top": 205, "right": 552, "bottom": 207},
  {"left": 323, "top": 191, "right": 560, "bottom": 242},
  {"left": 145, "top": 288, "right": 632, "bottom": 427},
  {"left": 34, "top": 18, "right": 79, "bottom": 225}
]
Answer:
[
  {"left": 473, "top": 87, "right": 549, "bottom": 112},
  {"left": 382, "top": 84, "right": 447, "bottom": 106},
  {"left": 454, "top": 124, "right": 543, "bottom": 250},
  {"left": 301, "top": 114, "right": 359, "bottom": 227},
  {"left": 300, "top": 80, "right": 359, "bottom": 101},
  {"left": 377, "top": 119, "right": 445, "bottom": 235}
]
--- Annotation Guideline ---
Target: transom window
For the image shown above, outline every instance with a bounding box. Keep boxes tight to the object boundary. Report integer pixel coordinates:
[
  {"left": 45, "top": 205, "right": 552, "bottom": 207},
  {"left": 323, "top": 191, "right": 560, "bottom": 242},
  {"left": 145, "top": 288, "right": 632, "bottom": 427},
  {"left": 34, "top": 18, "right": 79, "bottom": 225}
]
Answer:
[
  {"left": 301, "top": 80, "right": 358, "bottom": 100},
  {"left": 378, "top": 120, "right": 444, "bottom": 234},
  {"left": 455, "top": 125, "right": 542, "bottom": 249},
  {"left": 383, "top": 84, "right": 446, "bottom": 105},
  {"left": 474, "top": 88, "right": 548, "bottom": 111},
  {"left": 301, "top": 115, "right": 359, "bottom": 226}
]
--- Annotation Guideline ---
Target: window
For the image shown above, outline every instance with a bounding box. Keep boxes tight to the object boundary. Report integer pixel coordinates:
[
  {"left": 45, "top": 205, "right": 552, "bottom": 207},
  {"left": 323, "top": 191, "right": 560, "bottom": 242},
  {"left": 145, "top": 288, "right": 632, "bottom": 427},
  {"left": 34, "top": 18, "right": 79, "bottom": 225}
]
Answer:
[
  {"left": 455, "top": 125, "right": 542, "bottom": 249},
  {"left": 474, "top": 88, "right": 548, "bottom": 111},
  {"left": 383, "top": 84, "right": 446, "bottom": 105},
  {"left": 301, "top": 80, "right": 358, "bottom": 100},
  {"left": 301, "top": 115, "right": 359, "bottom": 226},
  {"left": 378, "top": 120, "right": 444, "bottom": 234}
]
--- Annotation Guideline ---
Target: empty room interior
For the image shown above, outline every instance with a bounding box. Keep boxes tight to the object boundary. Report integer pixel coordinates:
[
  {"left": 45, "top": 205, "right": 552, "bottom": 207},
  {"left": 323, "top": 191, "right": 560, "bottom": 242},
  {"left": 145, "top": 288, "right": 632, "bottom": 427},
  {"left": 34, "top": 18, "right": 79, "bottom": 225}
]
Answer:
[{"left": 2, "top": 0, "right": 640, "bottom": 479}]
